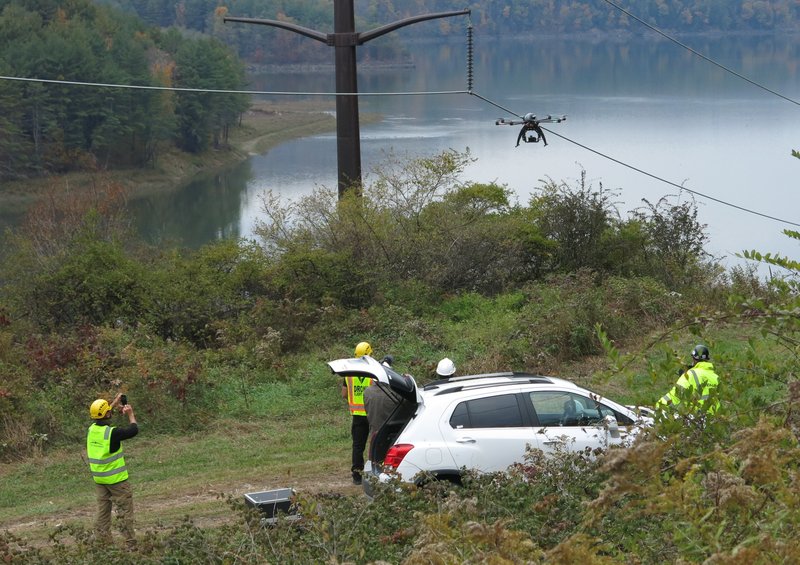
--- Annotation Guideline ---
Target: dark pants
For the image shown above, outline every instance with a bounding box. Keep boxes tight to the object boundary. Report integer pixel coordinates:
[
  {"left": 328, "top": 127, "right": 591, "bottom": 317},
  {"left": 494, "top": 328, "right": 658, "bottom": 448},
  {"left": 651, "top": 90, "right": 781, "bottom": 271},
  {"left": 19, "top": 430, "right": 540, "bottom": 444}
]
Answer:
[
  {"left": 351, "top": 414, "right": 369, "bottom": 475},
  {"left": 95, "top": 479, "right": 135, "bottom": 547}
]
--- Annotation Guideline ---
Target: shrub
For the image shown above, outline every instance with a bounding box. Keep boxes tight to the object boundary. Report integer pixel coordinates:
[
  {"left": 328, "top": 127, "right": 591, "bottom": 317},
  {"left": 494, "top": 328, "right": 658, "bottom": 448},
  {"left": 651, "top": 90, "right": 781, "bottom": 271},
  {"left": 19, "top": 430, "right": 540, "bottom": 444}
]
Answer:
[
  {"left": 142, "top": 240, "right": 270, "bottom": 346},
  {"left": 513, "top": 271, "right": 684, "bottom": 365},
  {"left": 21, "top": 235, "right": 148, "bottom": 331},
  {"left": 529, "top": 171, "right": 620, "bottom": 274},
  {"left": 630, "top": 195, "right": 712, "bottom": 290},
  {"left": 255, "top": 151, "right": 550, "bottom": 297}
]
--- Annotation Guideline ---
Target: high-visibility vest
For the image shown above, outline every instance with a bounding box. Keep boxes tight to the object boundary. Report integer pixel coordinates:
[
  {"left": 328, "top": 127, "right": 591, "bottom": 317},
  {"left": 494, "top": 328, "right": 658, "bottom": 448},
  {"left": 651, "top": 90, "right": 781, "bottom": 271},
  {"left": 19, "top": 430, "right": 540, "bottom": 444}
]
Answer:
[
  {"left": 346, "top": 376, "right": 372, "bottom": 416},
  {"left": 86, "top": 423, "right": 129, "bottom": 484},
  {"left": 659, "top": 361, "right": 720, "bottom": 414}
]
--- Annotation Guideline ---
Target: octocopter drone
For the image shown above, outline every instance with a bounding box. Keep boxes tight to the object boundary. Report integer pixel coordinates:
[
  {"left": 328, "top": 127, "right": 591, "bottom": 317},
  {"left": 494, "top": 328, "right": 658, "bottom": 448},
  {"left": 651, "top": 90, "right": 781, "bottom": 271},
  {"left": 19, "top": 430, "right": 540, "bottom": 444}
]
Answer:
[{"left": 496, "top": 113, "right": 566, "bottom": 147}]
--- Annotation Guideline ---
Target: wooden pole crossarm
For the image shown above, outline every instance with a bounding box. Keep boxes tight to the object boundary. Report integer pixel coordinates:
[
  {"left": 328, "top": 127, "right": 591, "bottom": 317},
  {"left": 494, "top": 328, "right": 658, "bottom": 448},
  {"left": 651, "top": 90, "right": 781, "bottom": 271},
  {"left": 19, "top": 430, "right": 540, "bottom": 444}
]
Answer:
[
  {"left": 222, "top": 16, "right": 328, "bottom": 44},
  {"left": 225, "top": 10, "right": 470, "bottom": 47},
  {"left": 357, "top": 9, "right": 471, "bottom": 44}
]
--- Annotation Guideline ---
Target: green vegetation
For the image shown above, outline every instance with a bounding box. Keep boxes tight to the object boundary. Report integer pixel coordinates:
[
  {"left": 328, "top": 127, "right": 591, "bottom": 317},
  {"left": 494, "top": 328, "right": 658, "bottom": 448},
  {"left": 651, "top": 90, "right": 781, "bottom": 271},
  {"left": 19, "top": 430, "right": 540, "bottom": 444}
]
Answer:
[
  {"left": 0, "top": 0, "right": 249, "bottom": 181},
  {"left": 0, "top": 149, "right": 798, "bottom": 562}
]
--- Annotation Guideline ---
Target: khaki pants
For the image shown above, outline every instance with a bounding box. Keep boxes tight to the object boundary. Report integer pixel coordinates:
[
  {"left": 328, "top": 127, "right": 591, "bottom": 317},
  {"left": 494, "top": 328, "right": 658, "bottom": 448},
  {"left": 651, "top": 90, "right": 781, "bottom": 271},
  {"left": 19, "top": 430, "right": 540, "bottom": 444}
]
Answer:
[{"left": 95, "top": 479, "right": 135, "bottom": 546}]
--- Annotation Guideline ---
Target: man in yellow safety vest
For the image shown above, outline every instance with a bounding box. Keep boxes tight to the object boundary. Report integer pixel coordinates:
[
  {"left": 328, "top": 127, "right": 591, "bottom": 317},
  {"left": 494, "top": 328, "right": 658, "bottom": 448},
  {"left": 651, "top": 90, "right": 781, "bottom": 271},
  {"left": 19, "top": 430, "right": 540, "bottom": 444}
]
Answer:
[
  {"left": 86, "top": 393, "right": 138, "bottom": 547},
  {"left": 342, "top": 341, "right": 373, "bottom": 484},
  {"left": 657, "top": 344, "right": 720, "bottom": 414}
]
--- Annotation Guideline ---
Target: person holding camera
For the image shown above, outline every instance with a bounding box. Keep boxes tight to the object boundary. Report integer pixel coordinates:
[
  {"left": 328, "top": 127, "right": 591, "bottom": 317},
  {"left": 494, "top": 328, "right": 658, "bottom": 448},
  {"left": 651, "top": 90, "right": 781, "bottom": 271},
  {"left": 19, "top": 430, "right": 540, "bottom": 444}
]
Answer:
[{"left": 86, "top": 393, "right": 138, "bottom": 548}]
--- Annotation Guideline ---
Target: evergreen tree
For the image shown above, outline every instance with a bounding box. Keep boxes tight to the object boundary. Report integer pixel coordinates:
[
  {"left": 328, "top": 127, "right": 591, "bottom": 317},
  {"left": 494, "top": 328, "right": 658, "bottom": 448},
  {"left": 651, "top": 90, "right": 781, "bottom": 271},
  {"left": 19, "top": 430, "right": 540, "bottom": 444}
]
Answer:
[{"left": 0, "top": 0, "right": 251, "bottom": 178}]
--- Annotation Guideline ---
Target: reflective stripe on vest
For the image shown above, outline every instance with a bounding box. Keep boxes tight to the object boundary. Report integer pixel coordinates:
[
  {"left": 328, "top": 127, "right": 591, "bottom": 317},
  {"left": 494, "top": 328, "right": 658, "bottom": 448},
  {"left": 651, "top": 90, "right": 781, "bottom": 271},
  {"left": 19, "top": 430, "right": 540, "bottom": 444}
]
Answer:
[
  {"left": 689, "top": 370, "right": 703, "bottom": 392},
  {"left": 86, "top": 423, "right": 128, "bottom": 485},
  {"left": 346, "top": 376, "right": 371, "bottom": 416},
  {"left": 691, "top": 369, "right": 710, "bottom": 400}
]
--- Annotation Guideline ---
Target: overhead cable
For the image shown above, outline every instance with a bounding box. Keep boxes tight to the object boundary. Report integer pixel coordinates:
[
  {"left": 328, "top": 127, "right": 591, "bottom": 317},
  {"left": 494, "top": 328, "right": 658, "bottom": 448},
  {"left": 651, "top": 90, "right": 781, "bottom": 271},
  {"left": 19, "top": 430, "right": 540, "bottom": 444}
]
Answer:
[
  {"left": 3, "top": 73, "right": 794, "bottom": 227},
  {"left": 470, "top": 91, "right": 524, "bottom": 119},
  {"left": 541, "top": 126, "right": 800, "bottom": 227},
  {"left": 469, "top": 90, "right": 800, "bottom": 228},
  {"left": 0, "top": 75, "right": 467, "bottom": 96},
  {"left": 599, "top": 0, "right": 800, "bottom": 107}
]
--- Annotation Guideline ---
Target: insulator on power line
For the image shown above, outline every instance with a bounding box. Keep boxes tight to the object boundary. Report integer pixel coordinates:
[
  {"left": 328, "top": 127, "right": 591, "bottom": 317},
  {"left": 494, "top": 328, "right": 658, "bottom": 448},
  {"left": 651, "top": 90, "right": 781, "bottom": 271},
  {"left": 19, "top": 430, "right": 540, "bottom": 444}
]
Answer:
[{"left": 467, "top": 24, "right": 474, "bottom": 92}]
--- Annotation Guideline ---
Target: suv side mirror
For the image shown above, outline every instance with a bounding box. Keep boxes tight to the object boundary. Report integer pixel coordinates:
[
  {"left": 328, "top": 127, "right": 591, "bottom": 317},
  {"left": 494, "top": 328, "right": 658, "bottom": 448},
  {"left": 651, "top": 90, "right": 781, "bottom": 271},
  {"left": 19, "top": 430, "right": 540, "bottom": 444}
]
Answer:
[{"left": 603, "top": 415, "right": 620, "bottom": 439}]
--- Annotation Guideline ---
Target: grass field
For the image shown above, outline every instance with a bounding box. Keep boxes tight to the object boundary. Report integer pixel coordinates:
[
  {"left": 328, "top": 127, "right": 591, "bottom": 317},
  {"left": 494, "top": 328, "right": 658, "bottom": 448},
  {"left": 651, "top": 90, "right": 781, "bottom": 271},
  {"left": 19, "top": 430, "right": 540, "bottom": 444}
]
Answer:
[
  {"left": 2, "top": 325, "right": 772, "bottom": 545},
  {"left": 0, "top": 397, "right": 358, "bottom": 543}
]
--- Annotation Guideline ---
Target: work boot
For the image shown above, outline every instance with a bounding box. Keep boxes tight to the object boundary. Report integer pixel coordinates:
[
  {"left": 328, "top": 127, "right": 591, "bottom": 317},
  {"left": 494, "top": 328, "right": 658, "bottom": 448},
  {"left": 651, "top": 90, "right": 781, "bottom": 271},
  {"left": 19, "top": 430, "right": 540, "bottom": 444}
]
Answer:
[{"left": 352, "top": 472, "right": 362, "bottom": 485}]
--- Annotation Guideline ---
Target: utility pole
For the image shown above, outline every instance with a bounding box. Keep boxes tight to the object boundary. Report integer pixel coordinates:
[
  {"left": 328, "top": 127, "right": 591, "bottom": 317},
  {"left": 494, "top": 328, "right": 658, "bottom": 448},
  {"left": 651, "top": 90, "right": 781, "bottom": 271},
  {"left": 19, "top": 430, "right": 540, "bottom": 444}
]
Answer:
[{"left": 225, "top": 1, "right": 469, "bottom": 199}]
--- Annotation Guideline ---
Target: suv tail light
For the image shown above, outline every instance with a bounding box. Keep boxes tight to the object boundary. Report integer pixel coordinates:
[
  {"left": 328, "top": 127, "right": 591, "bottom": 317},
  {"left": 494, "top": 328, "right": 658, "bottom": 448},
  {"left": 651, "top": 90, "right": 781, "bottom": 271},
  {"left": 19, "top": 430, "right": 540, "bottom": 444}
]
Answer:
[{"left": 383, "top": 444, "right": 414, "bottom": 469}]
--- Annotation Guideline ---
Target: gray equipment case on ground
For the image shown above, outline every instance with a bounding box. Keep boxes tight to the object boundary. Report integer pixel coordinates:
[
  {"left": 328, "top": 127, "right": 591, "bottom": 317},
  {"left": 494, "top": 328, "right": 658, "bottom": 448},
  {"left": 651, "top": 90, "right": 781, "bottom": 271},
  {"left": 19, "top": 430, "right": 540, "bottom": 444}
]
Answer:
[{"left": 243, "top": 488, "right": 297, "bottom": 524}]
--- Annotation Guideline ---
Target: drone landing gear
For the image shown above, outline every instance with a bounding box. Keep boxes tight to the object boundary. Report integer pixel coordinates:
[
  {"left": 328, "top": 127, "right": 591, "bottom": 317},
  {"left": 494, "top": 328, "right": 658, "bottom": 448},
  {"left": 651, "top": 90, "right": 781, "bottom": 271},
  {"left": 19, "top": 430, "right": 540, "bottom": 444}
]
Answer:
[{"left": 527, "top": 134, "right": 546, "bottom": 145}]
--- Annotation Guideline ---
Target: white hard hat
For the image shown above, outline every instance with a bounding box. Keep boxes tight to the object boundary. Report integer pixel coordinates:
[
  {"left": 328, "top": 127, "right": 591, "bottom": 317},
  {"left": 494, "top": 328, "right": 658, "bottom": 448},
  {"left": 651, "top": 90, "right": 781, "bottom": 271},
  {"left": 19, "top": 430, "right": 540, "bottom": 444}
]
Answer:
[{"left": 436, "top": 357, "right": 456, "bottom": 377}]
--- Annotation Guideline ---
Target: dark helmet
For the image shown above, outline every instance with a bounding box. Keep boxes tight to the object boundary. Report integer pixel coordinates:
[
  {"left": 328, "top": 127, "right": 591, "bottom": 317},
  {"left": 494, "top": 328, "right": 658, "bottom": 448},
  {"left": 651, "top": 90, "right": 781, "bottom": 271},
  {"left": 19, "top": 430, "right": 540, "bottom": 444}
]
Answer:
[{"left": 691, "top": 344, "right": 710, "bottom": 362}]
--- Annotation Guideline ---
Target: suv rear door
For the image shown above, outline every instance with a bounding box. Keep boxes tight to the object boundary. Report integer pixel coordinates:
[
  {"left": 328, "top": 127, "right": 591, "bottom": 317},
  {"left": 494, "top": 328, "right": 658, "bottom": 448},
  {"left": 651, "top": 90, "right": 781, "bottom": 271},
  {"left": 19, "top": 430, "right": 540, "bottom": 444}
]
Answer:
[
  {"left": 328, "top": 356, "right": 420, "bottom": 403},
  {"left": 440, "top": 390, "right": 541, "bottom": 474},
  {"left": 328, "top": 356, "right": 420, "bottom": 464}
]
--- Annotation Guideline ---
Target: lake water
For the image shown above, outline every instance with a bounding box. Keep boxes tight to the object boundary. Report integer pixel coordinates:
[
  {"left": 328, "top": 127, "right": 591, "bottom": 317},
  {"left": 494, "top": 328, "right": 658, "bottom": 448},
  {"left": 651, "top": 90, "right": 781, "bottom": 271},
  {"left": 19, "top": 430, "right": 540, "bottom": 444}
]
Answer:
[{"left": 123, "top": 35, "right": 800, "bottom": 270}]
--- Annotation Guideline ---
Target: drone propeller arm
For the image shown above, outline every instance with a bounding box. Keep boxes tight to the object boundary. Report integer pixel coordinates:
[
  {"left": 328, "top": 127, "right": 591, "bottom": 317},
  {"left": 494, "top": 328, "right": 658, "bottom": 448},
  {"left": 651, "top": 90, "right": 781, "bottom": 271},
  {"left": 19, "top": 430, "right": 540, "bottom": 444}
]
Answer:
[
  {"left": 536, "top": 115, "right": 567, "bottom": 124},
  {"left": 495, "top": 114, "right": 566, "bottom": 126}
]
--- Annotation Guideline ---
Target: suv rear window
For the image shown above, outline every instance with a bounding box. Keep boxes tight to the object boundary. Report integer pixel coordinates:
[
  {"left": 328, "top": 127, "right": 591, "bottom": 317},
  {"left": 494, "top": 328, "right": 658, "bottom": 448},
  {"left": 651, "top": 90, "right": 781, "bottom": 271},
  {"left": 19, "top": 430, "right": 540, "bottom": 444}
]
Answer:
[{"left": 449, "top": 394, "right": 524, "bottom": 429}]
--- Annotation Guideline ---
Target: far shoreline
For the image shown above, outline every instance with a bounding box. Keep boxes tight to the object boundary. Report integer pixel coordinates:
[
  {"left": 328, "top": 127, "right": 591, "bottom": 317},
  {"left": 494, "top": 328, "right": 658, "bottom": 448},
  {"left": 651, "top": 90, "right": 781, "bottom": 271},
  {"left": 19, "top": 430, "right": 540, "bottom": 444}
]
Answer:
[{"left": 0, "top": 99, "right": 379, "bottom": 221}]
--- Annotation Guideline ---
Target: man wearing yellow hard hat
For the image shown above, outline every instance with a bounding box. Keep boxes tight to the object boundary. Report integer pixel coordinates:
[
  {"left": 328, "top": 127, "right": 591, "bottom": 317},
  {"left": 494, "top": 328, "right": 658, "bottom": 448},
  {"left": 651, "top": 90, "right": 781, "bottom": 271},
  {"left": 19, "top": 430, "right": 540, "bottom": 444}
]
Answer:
[
  {"left": 87, "top": 393, "right": 138, "bottom": 548},
  {"left": 342, "top": 341, "right": 373, "bottom": 485}
]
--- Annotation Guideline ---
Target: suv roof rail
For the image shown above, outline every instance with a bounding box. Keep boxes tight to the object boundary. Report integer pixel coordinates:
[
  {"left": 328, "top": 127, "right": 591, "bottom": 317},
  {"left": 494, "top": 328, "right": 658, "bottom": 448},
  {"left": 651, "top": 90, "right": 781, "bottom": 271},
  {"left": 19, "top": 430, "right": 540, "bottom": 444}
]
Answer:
[{"left": 424, "top": 372, "right": 552, "bottom": 392}]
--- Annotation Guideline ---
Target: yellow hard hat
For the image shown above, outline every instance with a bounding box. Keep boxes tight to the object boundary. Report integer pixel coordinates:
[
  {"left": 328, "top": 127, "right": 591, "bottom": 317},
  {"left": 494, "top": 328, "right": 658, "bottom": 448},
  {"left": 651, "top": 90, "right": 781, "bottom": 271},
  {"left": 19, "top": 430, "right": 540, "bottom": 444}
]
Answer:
[
  {"left": 90, "top": 399, "right": 112, "bottom": 419},
  {"left": 354, "top": 341, "right": 372, "bottom": 357}
]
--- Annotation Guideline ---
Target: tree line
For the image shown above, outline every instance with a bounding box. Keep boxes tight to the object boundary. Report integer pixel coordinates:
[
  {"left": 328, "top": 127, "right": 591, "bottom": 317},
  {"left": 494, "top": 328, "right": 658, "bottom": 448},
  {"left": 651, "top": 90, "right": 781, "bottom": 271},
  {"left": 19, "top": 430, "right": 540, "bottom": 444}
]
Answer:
[
  {"left": 1, "top": 151, "right": 717, "bottom": 351},
  {"left": 0, "top": 0, "right": 249, "bottom": 181},
  {"left": 97, "top": 0, "right": 800, "bottom": 65}
]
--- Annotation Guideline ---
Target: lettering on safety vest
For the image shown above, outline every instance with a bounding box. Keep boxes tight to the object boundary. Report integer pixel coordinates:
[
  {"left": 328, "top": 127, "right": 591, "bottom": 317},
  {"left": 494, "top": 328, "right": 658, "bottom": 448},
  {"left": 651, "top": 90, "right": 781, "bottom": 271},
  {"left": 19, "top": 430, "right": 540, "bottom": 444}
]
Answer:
[{"left": 346, "top": 376, "right": 372, "bottom": 416}]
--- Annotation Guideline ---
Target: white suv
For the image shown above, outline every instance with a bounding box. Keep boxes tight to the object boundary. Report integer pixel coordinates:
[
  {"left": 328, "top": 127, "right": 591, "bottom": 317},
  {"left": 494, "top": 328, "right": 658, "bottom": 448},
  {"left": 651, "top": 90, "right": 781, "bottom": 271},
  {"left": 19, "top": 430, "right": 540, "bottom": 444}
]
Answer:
[{"left": 328, "top": 355, "right": 653, "bottom": 490}]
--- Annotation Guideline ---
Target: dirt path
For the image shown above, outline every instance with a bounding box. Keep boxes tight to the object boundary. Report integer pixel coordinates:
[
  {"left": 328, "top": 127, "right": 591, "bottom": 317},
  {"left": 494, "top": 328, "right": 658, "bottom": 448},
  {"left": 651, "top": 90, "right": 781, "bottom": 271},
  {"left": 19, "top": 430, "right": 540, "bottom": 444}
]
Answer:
[{"left": 1, "top": 472, "right": 362, "bottom": 542}]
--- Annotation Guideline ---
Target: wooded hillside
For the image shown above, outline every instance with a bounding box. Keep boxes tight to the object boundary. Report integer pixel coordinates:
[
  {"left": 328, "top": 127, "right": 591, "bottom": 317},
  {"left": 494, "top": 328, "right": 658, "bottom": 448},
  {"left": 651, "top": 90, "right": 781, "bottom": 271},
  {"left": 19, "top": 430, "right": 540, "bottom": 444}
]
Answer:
[
  {"left": 98, "top": 0, "right": 800, "bottom": 64},
  {"left": 0, "top": 0, "right": 249, "bottom": 181}
]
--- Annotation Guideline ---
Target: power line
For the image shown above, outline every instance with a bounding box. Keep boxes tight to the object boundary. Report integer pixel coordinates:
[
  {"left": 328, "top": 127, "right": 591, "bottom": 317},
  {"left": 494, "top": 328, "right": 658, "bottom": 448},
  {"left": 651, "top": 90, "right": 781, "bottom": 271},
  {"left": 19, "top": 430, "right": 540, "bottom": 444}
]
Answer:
[
  {"left": 599, "top": 0, "right": 800, "bottom": 107},
  {"left": 469, "top": 91, "right": 524, "bottom": 119},
  {"left": 3, "top": 37, "right": 797, "bottom": 229},
  {"left": 0, "top": 75, "right": 467, "bottom": 96},
  {"left": 469, "top": 10, "right": 800, "bottom": 226},
  {"left": 469, "top": 90, "right": 800, "bottom": 229},
  {"left": 3, "top": 73, "right": 795, "bottom": 227},
  {"left": 542, "top": 126, "right": 800, "bottom": 228}
]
